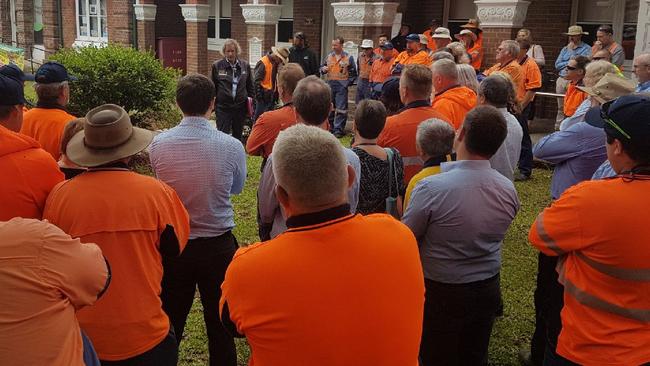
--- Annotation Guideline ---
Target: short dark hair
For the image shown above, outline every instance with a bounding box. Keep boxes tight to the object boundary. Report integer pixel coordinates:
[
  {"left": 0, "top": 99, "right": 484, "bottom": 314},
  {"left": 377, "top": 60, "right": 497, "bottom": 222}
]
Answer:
[
  {"left": 479, "top": 75, "right": 511, "bottom": 108},
  {"left": 598, "top": 25, "right": 614, "bottom": 34},
  {"left": 572, "top": 55, "right": 591, "bottom": 71},
  {"left": 293, "top": 76, "right": 332, "bottom": 125},
  {"left": 176, "top": 74, "right": 216, "bottom": 116},
  {"left": 333, "top": 37, "right": 344, "bottom": 45},
  {"left": 278, "top": 63, "right": 305, "bottom": 96},
  {"left": 607, "top": 132, "right": 650, "bottom": 166},
  {"left": 462, "top": 105, "right": 508, "bottom": 158},
  {"left": 0, "top": 105, "right": 17, "bottom": 121},
  {"left": 378, "top": 33, "right": 388, "bottom": 39},
  {"left": 60, "top": 118, "right": 85, "bottom": 155},
  {"left": 354, "top": 100, "right": 387, "bottom": 139},
  {"left": 516, "top": 38, "right": 531, "bottom": 51}
]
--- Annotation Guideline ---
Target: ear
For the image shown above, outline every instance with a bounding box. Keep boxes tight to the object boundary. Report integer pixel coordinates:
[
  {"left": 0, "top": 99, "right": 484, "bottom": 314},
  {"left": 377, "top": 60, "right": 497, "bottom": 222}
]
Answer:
[
  {"left": 346, "top": 164, "right": 356, "bottom": 189},
  {"left": 276, "top": 184, "right": 291, "bottom": 212},
  {"left": 613, "top": 138, "right": 624, "bottom": 156}
]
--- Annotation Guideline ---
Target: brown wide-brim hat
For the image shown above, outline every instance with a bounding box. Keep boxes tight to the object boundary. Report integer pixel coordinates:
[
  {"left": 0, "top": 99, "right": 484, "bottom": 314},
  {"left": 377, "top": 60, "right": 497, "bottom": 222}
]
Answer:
[
  {"left": 461, "top": 19, "right": 481, "bottom": 31},
  {"left": 577, "top": 73, "right": 636, "bottom": 104},
  {"left": 66, "top": 104, "right": 154, "bottom": 168},
  {"left": 564, "top": 25, "right": 589, "bottom": 36},
  {"left": 455, "top": 29, "right": 477, "bottom": 42},
  {"left": 271, "top": 46, "right": 289, "bottom": 65}
]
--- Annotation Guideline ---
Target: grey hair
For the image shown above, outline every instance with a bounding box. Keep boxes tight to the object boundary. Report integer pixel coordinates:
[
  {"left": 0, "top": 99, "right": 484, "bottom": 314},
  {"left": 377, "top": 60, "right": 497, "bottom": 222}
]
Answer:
[
  {"left": 479, "top": 74, "right": 512, "bottom": 108},
  {"left": 457, "top": 64, "right": 479, "bottom": 93},
  {"left": 221, "top": 38, "right": 242, "bottom": 56},
  {"left": 273, "top": 124, "right": 349, "bottom": 208},
  {"left": 584, "top": 60, "right": 618, "bottom": 87},
  {"left": 416, "top": 118, "right": 455, "bottom": 158},
  {"left": 432, "top": 51, "right": 454, "bottom": 62},
  {"left": 501, "top": 40, "right": 520, "bottom": 58},
  {"left": 34, "top": 81, "right": 68, "bottom": 103},
  {"left": 431, "top": 59, "right": 458, "bottom": 81}
]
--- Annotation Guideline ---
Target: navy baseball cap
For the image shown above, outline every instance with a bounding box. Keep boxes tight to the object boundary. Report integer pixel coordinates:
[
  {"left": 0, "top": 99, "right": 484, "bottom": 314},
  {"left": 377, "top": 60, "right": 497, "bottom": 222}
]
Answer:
[
  {"left": 380, "top": 42, "right": 395, "bottom": 50},
  {"left": 0, "top": 63, "right": 35, "bottom": 82},
  {"left": 585, "top": 94, "right": 650, "bottom": 140},
  {"left": 381, "top": 77, "right": 401, "bottom": 99},
  {"left": 35, "top": 61, "right": 77, "bottom": 84},
  {"left": 406, "top": 34, "right": 420, "bottom": 42},
  {"left": 0, "top": 74, "right": 27, "bottom": 105}
]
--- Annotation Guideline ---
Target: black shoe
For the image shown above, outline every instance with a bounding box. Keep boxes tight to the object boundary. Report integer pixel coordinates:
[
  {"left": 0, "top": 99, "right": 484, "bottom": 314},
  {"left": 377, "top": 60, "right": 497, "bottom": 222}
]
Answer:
[{"left": 515, "top": 172, "right": 531, "bottom": 181}]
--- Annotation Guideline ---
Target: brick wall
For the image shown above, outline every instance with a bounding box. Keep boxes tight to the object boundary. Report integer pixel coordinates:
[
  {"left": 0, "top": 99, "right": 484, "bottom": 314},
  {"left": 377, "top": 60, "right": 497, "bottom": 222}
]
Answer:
[
  {"left": 186, "top": 21, "right": 209, "bottom": 75},
  {"left": 43, "top": 0, "right": 61, "bottom": 53},
  {"left": 156, "top": 0, "right": 186, "bottom": 38},
  {"left": 0, "top": 1, "right": 11, "bottom": 46},
  {"left": 403, "top": 0, "right": 441, "bottom": 34},
  {"left": 294, "top": 0, "right": 323, "bottom": 59},
  {"left": 137, "top": 20, "right": 156, "bottom": 52},
  {"left": 61, "top": 1, "right": 76, "bottom": 48},
  {"left": 107, "top": 0, "right": 133, "bottom": 46},
  {"left": 481, "top": 27, "right": 518, "bottom": 70},
  {"left": 232, "top": 0, "right": 248, "bottom": 61},
  {"left": 15, "top": 0, "right": 35, "bottom": 58}
]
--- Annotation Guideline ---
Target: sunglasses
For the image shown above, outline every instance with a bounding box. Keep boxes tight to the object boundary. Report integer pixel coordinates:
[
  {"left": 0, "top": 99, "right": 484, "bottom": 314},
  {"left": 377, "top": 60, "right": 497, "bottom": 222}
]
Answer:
[
  {"left": 601, "top": 101, "right": 631, "bottom": 140},
  {"left": 566, "top": 65, "right": 577, "bottom": 70}
]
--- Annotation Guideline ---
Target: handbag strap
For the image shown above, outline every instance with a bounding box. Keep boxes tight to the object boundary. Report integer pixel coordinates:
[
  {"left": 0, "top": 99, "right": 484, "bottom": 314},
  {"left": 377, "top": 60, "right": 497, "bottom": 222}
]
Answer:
[{"left": 385, "top": 148, "right": 395, "bottom": 198}]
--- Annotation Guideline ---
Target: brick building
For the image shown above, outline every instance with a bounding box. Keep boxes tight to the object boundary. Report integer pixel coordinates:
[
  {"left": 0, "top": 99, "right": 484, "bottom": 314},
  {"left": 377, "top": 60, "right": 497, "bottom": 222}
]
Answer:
[{"left": 1, "top": 0, "right": 648, "bottom": 80}]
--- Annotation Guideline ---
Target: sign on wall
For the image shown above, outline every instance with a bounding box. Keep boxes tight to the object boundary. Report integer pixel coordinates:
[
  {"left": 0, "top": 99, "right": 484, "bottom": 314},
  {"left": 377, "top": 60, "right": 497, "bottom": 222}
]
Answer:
[{"left": 249, "top": 37, "right": 263, "bottom": 65}]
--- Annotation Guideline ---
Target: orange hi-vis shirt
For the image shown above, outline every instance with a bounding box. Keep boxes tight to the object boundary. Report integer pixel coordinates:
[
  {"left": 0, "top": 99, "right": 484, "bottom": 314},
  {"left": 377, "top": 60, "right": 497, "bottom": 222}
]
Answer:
[
  {"left": 423, "top": 29, "right": 438, "bottom": 52},
  {"left": 0, "top": 125, "right": 64, "bottom": 221},
  {"left": 246, "top": 103, "right": 298, "bottom": 158},
  {"left": 369, "top": 57, "right": 394, "bottom": 84},
  {"left": 432, "top": 85, "right": 477, "bottom": 130},
  {"left": 467, "top": 42, "right": 483, "bottom": 71},
  {"left": 259, "top": 56, "right": 275, "bottom": 91},
  {"left": 393, "top": 50, "right": 433, "bottom": 69},
  {"left": 484, "top": 59, "right": 525, "bottom": 102},
  {"left": 358, "top": 52, "right": 377, "bottom": 79},
  {"left": 529, "top": 178, "right": 650, "bottom": 366},
  {"left": 378, "top": 101, "right": 450, "bottom": 185},
  {"left": 563, "top": 81, "right": 588, "bottom": 117},
  {"left": 0, "top": 218, "right": 109, "bottom": 366},
  {"left": 323, "top": 51, "right": 354, "bottom": 81},
  {"left": 519, "top": 55, "right": 542, "bottom": 99},
  {"left": 20, "top": 106, "right": 76, "bottom": 160},
  {"left": 374, "top": 47, "right": 399, "bottom": 59},
  {"left": 221, "top": 209, "right": 425, "bottom": 366},
  {"left": 43, "top": 168, "right": 190, "bottom": 361}
]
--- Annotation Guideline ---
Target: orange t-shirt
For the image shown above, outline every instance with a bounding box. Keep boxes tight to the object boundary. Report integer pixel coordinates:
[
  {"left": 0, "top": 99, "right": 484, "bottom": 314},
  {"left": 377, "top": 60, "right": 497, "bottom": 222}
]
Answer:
[
  {"left": 467, "top": 42, "right": 483, "bottom": 71},
  {"left": 393, "top": 50, "right": 432, "bottom": 68},
  {"left": 423, "top": 30, "right": 438, "bottom": 52},
  {"left": 43, "top": 169, "right": 190, "bottom": 361},
  {"left": 20, "top": 107, "right": 76, "bottom": 160},
  {"left": 246, "top": 103, "right": 298, "bottom": 158},
  {"left": 374, "top": 47, "right": 399, "bottom": 59},
  {"left": 484, "top": 59, "right": 525, "bottom": 102},
  {"left": 0, "top": 218, "right": 109, "bottom": 366},
  {"left": 520, "top": 55, "right": 542, "bottom": 97},
  {"left": 563, "top": 82, "right": 588, "bottom": 117},
  {"left": 378, "top": 102, "right": 450, "bottom": 184},
  {"left": 221, "top": 212, "right": 424, "bottom": 366},
  {"left": 432, "top": 85, "right": 478, "bottom": 130},
  {"left": 0, "top": 125, "right": 64, "bottom": 221},
  {"left": 369, "top": 58, "right": 394, "bottom": 84}
]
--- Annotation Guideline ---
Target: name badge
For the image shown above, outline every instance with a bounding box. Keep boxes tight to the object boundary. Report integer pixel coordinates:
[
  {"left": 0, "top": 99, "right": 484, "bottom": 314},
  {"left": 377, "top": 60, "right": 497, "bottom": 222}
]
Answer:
[{"left": 218, "top": 71, "right": 228, "bottom": 76}]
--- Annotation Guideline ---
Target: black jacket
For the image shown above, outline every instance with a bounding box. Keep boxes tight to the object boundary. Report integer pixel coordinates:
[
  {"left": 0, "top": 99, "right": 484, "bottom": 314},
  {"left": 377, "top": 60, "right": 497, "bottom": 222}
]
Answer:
[
  {"left": 211, "top": 58, "right": 254, "bottom": 109},
  {"left": 288, "top": 46, "right": 319, "bottom": 76},
  {"left": 391, "top": 35, "right": 408, "bottom": 52},
  {"left": 253, "top": 54, "right": 280, "bottom": 103}
]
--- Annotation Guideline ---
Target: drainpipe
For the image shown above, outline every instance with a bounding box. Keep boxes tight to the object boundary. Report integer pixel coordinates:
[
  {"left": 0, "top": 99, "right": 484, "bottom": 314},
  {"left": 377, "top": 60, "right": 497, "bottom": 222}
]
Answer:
[
  {"left": 56, "top": 0, "right": 63, "bottom": 49},
  {"left": 132, "top": 0, "right": 138, "bottom": 50}
]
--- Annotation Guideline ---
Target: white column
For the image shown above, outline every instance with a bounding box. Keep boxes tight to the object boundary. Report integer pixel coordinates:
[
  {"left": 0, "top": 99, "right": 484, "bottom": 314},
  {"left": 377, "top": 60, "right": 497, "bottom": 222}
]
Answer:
[
  {"left": 635, "top": 0, "right": 650, "bottom": 55},
  {"left": 474, "top": 0, "right": 531, "bottom": 28},
  {"left": 330, "top": 2, "right": 399, "bottom": 27},
  {"left": 240, "top": 3, "right": 283, "bottom": 25},
  {"left": 133, "top": 3, "right": 157, "bottom": 22}
]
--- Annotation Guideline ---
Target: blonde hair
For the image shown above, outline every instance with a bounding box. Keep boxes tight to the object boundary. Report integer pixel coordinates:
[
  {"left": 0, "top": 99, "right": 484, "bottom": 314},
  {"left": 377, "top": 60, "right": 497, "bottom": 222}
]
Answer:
[
  {"left": 273, "top": 125, "right": 348, "bottom": 208},
  {"left": 457, "top": 64, "right": 479, "bottom": 93},
  {"left": 584, "top": 60, "right": 618, "bottom": 87},
  {"left": 400, "top": 64, "right": 433, "bottom": 99}
]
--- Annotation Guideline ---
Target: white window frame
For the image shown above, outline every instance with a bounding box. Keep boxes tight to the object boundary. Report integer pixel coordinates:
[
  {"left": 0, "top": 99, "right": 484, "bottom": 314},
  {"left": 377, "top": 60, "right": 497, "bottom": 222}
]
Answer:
[
  {"left": 74, "top": 0, "right": 108, "bottom": 48},
  {"left": 208, "top": 0, "right": 232, "bottom": 52},
  {"left": 275, "top": 0, "right": 293, "bottom": 48}
]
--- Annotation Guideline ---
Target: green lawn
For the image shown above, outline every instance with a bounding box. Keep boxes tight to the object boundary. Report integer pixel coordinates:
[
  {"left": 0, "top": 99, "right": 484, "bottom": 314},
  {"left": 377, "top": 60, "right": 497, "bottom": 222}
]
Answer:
[{"left": 176, "top": 150, "right": 553, "bottom": 366}]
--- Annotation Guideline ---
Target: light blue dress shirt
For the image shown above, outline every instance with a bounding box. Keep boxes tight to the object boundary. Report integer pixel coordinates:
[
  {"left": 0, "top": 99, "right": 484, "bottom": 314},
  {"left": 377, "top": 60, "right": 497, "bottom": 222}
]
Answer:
[
  {"left": 150, "top": 116, "right": 247, "bottom": 239},
  {"left": 559, "top": 98, "right": 591, "bottom": 131},
  {"left": 228, "top": 59, "right": 240, "bottom": 98},
  {"left": 533, "top": 121, "right": 607, "bottom": 199},
  {"left": 555, "top": 43, "right": 592, "bottom": 76},
  {"left": 592, "top": 160, "right": 617, "bottom": 180},
  {"left": 258, "top": 147, "right": 361, "bottom": 239},
  {"left": 401, "top": 160, "right": 519, "bottom": 284},
  {"left": 637, "top": 81, "right": 650, "bottom": 93}
]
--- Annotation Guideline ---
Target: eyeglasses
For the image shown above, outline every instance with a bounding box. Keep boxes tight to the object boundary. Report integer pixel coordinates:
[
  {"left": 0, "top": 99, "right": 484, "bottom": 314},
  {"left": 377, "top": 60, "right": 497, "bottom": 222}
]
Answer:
[
  {"left": 601, "top": 101, "right": 631, "bottom": 140},
  {"left": 566, "top": 65, "right": 577, "bottom": 70}
]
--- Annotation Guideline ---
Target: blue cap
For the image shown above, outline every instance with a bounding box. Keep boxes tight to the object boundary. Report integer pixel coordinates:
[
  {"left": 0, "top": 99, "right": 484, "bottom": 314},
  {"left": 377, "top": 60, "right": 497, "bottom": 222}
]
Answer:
[
  {"left": 0, "top": 63, "right": 35, "bottom": 82},
  {"left": 381, "top": 77, "right": 401, "bottom": 99},
  {"left": 35, "top": 61, "right": 77, "bottom": 84},
  {"left": 405, "top": 34, "right": 420, "bottom": 42},
  {"left": 380, "top": 42, "right": 394, "bottom": 50},
  {"left": 585, "top": 94, "right": 650, "bottom": 140},
  {"left": 0, "top": 74, "right": 27, "bottom": 106}
]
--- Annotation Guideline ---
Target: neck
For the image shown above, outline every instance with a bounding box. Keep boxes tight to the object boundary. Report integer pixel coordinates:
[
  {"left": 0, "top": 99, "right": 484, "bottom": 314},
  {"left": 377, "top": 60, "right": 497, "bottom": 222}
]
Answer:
[
  {"left": 456, "top": 146, "right": 488, "bottom": 161},
  {"left": 500, "top": 57, "right": 515, "bottom": 65},
  {"left": 280, "top": 94, "right": 293, "bottom": 104},
  {"left": 284, "top": 199, "right": 348, "bottom": 218},
  {"left": 353, "top": 135, "right": 378, "bottom": 146},
  {"left": 403, "top": 97, "right": 426, "bottom": 105}
]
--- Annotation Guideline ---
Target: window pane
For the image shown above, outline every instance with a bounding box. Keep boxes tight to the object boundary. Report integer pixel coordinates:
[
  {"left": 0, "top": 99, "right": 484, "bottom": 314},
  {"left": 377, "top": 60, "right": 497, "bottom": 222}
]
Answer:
[
  {"left": 101, "top": 16, "right": 107, "bottom": 38},
  {"left": 624, "top": 0, "right": 639, "bottom": 22},
  {"left": 78, "top": 0, "right": 87, "bottom": 16},
  {"left": 219, "top": 19, "right": 231, "bottom": 39},
  {"left": 622, "top": 24, "right": 636, "bottom": 59},
  {"left": 79, "top": 16, "right": 88, "bottom": 36},
  {"left": 208, "top": 18, "right": 216, "bottom": 38},
  {"left": 577, "top": 0, "right": 612, "bottom": 23},
  {"left": 277, "top": 20, "right": 293, "bottom": 43},
  {"left": 34, "top": 0, "right": 43, "bottom": 44},
  {"left": 449, "top": 0, "right": 475, "bottom": 20},
  {"left": 89, "top": 0, "right": 98, "bottom": 16},
  {"left": 210, "top": 0, "right": 216, "bottom": 17},
  {"left": 221, "top": 0, "right": 232, "bottom": 18},
  {"left": 280, "top": 0, "right": 293, "bottom": 19},
  {"left": 90, "top": 15, "right": 99, "bottom": 37},
  {"left": 100, "top": 0, "right": 106, "bottom": 16}
]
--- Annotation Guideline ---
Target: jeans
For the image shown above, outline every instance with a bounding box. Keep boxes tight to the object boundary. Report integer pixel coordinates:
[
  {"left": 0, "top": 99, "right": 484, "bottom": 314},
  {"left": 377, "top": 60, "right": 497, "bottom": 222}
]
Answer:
[
  {"left": 161, "top": 233, "right": 239, "bottom": 366},
  {"left": 253, "top": 99, "right": 275, "bottom": 124},
  {"left": 518, "top": 104, "right": 534, "bottom": 177},
  {"left": 530, "top": 253, "right": 564, "bottom": 366},
  {"left": 216, "top": 105, "right": 247, "bottom": 141},
  {"left": 328, "top": 80, "right": 349, "bottom": 134},
  {"left": 355, "top": 78, "right": 371, "bottom": 103},
  {"left": 420, "top": 274, "right": 501, "bottom": 366},
  {"left": 100, "top": 327, "right": 178, "bottom": 366}
]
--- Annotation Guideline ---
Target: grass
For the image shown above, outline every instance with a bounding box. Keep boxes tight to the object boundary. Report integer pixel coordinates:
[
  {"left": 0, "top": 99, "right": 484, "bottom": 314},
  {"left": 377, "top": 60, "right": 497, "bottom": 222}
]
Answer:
[{"left": 173, "top": 146, "right": 553, "bottom": 365}]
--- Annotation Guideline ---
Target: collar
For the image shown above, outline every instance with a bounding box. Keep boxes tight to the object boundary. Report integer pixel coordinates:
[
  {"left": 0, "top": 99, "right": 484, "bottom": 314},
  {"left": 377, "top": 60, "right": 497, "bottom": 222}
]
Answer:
[
  {"left": 280, "top": 101, "right": 293, "bottom": 108},
  {"left": 519, "top": 55, "right": 529, "bottom": 65},
  {"left": 226, "top": 58, "right": 240, "bottom": 68},
  {"left": 435, "top": 84, "right": 461, "bottom": 97},
  {"left": 179, "top": 116, "right": 212, "bottom": 128},
  {"left": 286, "top": 204, "right": 351, "bottom": 229},
  {"left": 35, "top": 101, "right": 68, "bottom": 111},
  {"left": 441, "top": 159, "right": 491, "bottom": 173},
  {"left": 423, "top": 154, "right": 448, "bottom": 168},
  {"left": 88, "top": 161, "right": 130, "bottom": 172},
  {"left": 399, "top": 100, "right": 431, "bottom": 112},
  {"left": 638, "top": 80, "right": 650, "bottom": 89},
  {"left": 498, "top": 58, "right": 517, "bottom": 69}
]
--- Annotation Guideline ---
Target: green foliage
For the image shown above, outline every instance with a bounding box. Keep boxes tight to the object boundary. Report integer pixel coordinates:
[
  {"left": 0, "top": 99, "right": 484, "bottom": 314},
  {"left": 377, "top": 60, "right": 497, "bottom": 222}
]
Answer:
[{"left": 49, "top": 44, "right": 180, "bottom": 127}]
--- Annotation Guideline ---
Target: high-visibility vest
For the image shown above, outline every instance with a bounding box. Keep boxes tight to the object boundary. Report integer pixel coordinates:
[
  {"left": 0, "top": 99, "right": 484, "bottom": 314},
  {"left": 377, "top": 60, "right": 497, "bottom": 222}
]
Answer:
[
  {"left": 260, "top": 56, "right": 274, "bottom": 91},
  {"left": 324, "top": 52, "right": 353, "bottom": 81}
]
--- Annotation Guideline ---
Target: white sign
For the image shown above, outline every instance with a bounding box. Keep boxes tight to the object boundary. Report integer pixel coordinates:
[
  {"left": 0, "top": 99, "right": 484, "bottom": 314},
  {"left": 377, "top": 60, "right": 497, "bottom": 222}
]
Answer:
[
  {"left": 249, "top": 37, "right": 263, "bottom": 65},
  {"left": 343, "top": 41, "right": 358, "bottom": 63}
]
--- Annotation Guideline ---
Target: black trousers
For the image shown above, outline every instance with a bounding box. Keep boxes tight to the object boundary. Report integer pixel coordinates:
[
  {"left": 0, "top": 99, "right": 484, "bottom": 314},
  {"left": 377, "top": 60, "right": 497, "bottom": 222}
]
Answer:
[
  {"left": 518, "top": 104, "right": 534, "bottom": 177},
  {"left": 530, "top": 253, "right": 564, "bottom": 366},
  {"left": 420, "top": 274, "right": 501, "bottom": 366},
  {"left": 216, "top": 105, "right": 247, "bottom": 141},
  {"left": 100, "top": 327, "right": 178, "bottom": 366},
  {"left": 161, "top": 233, "right": 239, "bottom": 366}
]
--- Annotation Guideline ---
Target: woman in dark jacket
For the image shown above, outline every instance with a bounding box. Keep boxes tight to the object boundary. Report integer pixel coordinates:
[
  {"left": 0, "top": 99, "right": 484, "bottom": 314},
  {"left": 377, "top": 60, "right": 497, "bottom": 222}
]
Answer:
[{"left": 211, "top": 38, "right": 254, "bottom": 141}]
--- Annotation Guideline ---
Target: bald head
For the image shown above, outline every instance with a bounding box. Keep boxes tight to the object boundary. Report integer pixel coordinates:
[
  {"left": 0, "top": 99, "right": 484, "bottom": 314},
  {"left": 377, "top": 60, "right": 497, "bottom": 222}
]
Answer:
[
  {"left": 634, "top": 53, "right": 650, "bottom": 84},
  {"left": 293, "top": 75, "right": 332, "bottom": 126},
  {"left": 431, "top": 59, "right": 459, "bottom": 94}
]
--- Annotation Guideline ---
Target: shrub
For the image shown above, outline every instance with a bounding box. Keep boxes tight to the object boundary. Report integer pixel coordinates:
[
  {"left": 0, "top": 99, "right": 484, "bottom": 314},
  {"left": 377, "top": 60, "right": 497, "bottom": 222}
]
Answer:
[{"left": 49, "top": 44, "right": 180, "bottom": 128}]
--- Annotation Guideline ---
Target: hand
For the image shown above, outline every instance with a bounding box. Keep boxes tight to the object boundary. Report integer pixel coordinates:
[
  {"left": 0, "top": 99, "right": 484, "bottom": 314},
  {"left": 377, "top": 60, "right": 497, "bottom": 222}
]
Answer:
[
  {"left": 568, "top": 42, "right": 576, "bottom": 50},
  {"left": 593, "top": 41, "right": 602, "bottom": 51},
  {"left": 321, "top": 66, "right": 329, "bottom": 73}
]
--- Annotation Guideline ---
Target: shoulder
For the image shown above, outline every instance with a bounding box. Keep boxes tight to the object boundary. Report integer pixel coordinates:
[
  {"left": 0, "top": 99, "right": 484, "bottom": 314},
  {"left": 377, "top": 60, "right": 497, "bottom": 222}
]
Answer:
[{"left": 343, "top": 147, "right": 361, "bottom": 166}]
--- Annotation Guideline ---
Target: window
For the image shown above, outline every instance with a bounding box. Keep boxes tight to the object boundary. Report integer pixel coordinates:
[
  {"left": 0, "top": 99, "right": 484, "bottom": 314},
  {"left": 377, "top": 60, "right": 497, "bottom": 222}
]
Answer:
[
  {"left": 76, "top": 0, "right": 107, "bottom": 43},
  {"left": 33, "top": 0, "right": 43, "bottom": 45},
  {"left": 208, "top": 0, "right": 232, "bottom": 40},
  {"left": 277, "top": 0, "right": 293, "bottom": 45},
  {"left": 447, "top": 0, "right": 476, "bottom": 39},
  {"left": 575, "top": 0, "right": 638, "bottom": 60}
]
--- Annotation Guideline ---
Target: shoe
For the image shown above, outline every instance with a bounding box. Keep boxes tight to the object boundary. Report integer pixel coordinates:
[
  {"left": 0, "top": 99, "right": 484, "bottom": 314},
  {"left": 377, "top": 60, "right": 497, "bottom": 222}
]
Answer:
[
  {"left": 518, "top": 349, "right": 534, "bottom": 366},
  {"left": 515, "top": 172, "right": 531, "bottom": 181}
]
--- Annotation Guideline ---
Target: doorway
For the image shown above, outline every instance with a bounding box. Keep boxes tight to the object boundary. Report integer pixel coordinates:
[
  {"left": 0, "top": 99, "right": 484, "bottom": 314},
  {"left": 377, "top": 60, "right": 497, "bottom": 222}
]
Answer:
[{"left": 321, "top": 0, "right": 336, "bottom": 58}]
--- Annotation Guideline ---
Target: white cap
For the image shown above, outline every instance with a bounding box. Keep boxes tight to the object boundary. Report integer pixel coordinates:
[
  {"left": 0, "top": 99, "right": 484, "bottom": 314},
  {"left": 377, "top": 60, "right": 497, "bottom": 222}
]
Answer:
[
  {"left": 432, "top": 27, "right": 452, "bottom": 40},
  {"left": 361, "top": 39, "right": 374, "bottom": 49}
]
